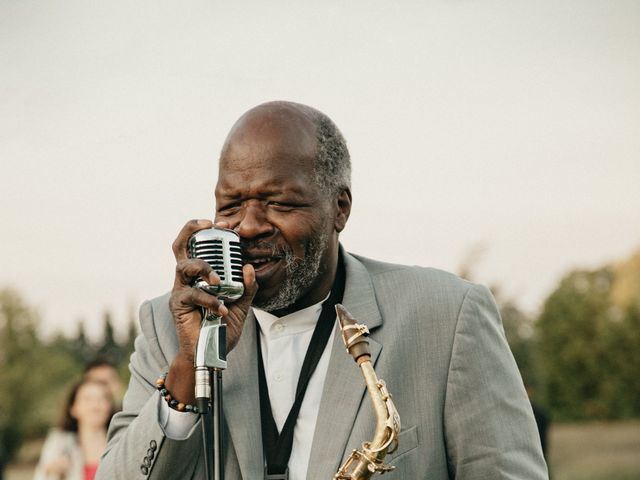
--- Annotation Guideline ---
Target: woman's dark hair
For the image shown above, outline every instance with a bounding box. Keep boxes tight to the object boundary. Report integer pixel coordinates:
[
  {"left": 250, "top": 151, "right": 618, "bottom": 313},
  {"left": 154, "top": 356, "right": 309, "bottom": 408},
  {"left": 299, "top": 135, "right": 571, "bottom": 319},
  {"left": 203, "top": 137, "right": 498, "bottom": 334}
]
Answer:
[
  {"left": 60, "top": 379, "right": 116, "bottom": 432},
  {"left": 83, "top": 358, "right": 117, "bottom": 374}
]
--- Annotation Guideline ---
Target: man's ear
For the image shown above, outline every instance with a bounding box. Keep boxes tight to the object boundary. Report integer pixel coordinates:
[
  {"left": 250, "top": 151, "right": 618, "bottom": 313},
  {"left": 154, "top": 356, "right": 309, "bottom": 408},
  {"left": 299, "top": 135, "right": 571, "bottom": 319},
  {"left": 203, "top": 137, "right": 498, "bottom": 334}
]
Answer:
[{"left": 334, "top": 188, "right": 352, "bottom": 233}]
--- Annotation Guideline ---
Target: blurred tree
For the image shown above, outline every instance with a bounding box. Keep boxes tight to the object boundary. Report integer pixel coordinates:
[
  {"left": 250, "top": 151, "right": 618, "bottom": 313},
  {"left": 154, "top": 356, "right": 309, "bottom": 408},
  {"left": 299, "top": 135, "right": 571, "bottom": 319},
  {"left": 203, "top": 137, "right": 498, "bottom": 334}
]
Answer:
[
  {"left": 123, "top": 303, "right": 138, "bottom": 356},
  {"left": 0, "top": 289, "right": 85, "bottom": 478},
  {"left": 97, "top": 310, "right": 120, "bottom": 364},
  {"left": 117, "top": 304, "right": 140, "bottom": 383},
  {"left": 499, "top": 297, "right": 538, "bottom": 390},
  {"left": 0, "top": 289, "right": 40, "bottom": 477},
  {"left": 604, "top": 248, "right": 640, "bottom": 416},
  {"left": 610, "top": 249, "right": 640, "bottom": 310},
  {"left": 598, "top": 303, "right": 640, "bottom": 418},
  {"left": 72, "top": 319, "right": 93, "bottom": 364},
  {"left": 0, "top": 290, "right": 45, "bottom": 477},
  {"left": 536, "top": 253, "right": 640, "bottom": 420},
  {"left": 48, "top": 320, "right": 93, "bottom": 365},
  {"left": 536, "top": 268, "right": 614, "bottom": 420}
]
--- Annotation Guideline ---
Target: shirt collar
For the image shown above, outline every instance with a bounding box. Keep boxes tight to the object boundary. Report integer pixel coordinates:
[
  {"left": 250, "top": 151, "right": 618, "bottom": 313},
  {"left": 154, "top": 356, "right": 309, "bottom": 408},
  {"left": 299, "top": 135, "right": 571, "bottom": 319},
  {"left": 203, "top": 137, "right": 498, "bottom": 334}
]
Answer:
[{"left": 253, "top": 293, "right": 330, "bottom": 340}]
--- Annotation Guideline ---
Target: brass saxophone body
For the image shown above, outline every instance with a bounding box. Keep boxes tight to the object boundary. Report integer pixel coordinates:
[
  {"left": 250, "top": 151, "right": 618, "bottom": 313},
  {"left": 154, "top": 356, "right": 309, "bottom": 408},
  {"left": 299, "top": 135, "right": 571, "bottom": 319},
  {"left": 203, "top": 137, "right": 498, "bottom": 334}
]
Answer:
[{"left": 334, "top": 304, "right": 401, "bottom": 480}]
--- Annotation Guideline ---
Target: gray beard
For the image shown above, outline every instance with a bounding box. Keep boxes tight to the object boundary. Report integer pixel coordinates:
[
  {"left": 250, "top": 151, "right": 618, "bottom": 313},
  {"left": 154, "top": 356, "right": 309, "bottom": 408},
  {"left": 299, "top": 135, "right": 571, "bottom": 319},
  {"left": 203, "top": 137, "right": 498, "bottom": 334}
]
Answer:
[{"left": 253, "top": 230, "right": 330, "bottom": 313}]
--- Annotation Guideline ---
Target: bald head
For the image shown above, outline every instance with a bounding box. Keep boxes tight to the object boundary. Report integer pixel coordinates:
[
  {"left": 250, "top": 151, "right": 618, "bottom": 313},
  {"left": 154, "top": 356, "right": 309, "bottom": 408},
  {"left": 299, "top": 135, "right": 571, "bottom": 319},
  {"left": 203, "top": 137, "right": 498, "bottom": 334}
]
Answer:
[
  {"left": 220, "top": 101, "right": 351, "bottom": 198},
  {"left": 225, "top": 101, "right": 317, "bottom": 145}
]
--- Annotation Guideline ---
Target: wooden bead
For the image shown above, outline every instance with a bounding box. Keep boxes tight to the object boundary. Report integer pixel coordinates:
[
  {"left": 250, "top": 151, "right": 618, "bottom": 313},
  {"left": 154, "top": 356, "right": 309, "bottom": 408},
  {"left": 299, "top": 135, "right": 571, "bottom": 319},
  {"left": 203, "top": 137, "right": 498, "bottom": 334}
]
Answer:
[{"left": 156, "top": 372, "right": 197, "bottom": 414}]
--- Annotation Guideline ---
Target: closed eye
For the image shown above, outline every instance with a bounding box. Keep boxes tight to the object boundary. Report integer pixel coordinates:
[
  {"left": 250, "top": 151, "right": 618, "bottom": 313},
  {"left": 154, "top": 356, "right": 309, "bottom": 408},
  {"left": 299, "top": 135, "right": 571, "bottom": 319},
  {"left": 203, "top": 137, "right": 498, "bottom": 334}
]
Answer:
[
  {"left": 267, "top": 201, "right": 305, "bottom": 211},
  {"left": 217, "top": 203, "right": 241, "bottom": 215}
]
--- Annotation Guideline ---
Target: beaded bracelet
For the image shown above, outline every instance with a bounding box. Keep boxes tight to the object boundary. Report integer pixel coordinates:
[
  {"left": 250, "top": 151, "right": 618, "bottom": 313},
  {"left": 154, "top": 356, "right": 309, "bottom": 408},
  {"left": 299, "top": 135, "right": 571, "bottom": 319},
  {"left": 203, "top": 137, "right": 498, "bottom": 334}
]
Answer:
[{"left": 156, "top": 373, "right": 199, "bottom": 414}]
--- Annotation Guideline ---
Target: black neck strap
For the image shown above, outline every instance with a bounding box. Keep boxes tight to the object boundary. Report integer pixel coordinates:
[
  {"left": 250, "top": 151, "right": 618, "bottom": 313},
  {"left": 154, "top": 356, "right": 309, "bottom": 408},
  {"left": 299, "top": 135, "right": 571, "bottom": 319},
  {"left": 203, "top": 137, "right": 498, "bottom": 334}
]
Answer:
[{"left": 257, "top": 256, "right": 346, "bottom": 475}]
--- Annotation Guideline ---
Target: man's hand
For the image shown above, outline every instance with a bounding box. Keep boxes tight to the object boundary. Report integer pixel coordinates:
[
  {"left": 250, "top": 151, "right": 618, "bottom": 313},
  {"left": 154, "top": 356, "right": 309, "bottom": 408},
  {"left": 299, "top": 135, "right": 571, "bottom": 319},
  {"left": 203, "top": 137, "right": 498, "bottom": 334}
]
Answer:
[{"left": 165, "top": 219, "right": 257, "bottom": 404}]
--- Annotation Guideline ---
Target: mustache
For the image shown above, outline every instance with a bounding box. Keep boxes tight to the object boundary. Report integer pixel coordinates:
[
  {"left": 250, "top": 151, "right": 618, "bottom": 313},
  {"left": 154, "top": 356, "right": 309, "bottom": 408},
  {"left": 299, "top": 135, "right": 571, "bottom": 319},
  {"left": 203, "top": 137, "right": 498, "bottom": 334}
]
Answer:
[
  {"left": 240, "top": 240, "right": 291, "bottom": 258},
  {"left": 240, "top": 240, "right": 300, "bottom": 271}
]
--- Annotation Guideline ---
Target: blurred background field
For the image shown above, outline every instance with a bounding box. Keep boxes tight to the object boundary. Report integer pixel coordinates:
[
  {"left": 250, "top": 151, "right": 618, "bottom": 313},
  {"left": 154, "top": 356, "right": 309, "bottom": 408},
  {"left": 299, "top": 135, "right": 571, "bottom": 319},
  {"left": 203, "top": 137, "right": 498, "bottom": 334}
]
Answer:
[{"left": 548, "top": 421, "right": 640, "bottom": 480}]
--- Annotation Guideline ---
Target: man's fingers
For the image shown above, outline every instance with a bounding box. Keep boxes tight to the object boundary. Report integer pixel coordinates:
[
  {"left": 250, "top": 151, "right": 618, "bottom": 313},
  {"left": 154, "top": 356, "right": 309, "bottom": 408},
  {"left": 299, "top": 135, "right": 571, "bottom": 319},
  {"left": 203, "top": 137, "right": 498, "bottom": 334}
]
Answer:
[
  {"left": 242, "top": 263, "right": 258, "bottom": 298},
  {"left": 173, "top": 286, "right": 229, "bottom": 317},
  {"left": 233, "top": 264, "right": 257, "bottom": 312},
  {"left": 174, "top": 258, "right": 220, "bottom": 287},
  {"left": 171, "top": 219, "right": 214, "bottom": 261},
  {"left": 190, "top": 288, "right": 229, "bottom": 316}
]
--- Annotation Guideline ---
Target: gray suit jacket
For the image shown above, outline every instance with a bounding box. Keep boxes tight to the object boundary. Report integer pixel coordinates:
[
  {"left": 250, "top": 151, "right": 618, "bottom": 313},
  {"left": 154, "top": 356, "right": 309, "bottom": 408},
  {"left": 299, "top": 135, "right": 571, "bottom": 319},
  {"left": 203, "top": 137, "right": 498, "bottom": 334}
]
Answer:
[{"left": 97, "top": 251, "right": 548, "bottom": 479}]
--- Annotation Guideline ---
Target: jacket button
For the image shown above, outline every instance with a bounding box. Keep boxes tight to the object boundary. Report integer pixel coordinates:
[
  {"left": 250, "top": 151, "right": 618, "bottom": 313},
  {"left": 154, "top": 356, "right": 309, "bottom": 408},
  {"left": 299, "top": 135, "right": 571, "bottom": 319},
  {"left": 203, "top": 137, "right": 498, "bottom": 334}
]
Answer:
[
  {"left": 143, "top": 456, "right": 152, "bottom": 468},
  {"left": 140, "top": 465, "right": 149, "bottom": 475},
  {"left": 147, "top": 448, "right": 155, "bottom": 460},
  {"left": 150, "top": 440, "right": 157, "bottom": 451}
]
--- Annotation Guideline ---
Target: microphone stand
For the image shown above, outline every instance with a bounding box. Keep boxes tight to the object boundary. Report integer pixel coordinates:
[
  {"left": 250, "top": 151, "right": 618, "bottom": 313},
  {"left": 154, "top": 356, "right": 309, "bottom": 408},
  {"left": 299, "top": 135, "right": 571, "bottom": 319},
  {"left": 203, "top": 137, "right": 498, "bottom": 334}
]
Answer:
[{"left": 195, "top": 304, "right": 227, "bottom": 480}]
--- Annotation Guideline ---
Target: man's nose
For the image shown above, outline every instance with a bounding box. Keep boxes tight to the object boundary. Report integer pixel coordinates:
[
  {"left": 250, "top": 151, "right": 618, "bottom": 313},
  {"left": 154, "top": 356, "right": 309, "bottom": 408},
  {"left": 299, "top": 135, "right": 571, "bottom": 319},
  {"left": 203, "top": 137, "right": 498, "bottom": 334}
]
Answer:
[{"left": 235, "top": 202, "right": 273, "bottom": 239}]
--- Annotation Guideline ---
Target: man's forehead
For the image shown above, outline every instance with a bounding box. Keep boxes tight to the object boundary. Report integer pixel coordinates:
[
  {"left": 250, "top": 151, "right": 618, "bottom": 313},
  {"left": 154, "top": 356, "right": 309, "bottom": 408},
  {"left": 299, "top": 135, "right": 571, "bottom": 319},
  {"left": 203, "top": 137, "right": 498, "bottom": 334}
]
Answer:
[
  {"left": 215, "top": 180, "right": 309, "bottom": 200},
  {"left": 215, "top": 154, "right": 316, "bottom": 194},
  {"left": 218, "top": 147, "right": 313, "bottom": 171}
]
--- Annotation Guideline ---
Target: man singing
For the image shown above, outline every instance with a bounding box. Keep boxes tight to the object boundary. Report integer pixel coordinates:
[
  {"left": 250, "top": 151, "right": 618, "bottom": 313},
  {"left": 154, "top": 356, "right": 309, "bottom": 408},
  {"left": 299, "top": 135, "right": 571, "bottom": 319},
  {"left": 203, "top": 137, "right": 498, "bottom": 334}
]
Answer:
[{"left": 96, "top": 101, "right": 548, "bottom": 479}]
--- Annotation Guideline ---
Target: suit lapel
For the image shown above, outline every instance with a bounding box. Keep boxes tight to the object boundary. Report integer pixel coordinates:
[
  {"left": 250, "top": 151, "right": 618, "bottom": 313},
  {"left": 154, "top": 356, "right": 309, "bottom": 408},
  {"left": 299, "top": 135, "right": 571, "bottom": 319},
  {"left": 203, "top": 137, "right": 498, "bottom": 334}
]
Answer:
[
  {"left": 307, "top": 250, "right": 383, "bottom": 478},
  {"left": 224, "top": 309, "right": 264, "bottom": 479}
]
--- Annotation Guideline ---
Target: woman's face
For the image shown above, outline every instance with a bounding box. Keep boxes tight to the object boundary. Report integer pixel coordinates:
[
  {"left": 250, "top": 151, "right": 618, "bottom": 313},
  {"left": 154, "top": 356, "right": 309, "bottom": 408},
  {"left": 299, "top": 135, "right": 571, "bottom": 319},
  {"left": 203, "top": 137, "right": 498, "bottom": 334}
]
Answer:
[{"left": 70, "top": 382, "right": 113, "bottom": 429}]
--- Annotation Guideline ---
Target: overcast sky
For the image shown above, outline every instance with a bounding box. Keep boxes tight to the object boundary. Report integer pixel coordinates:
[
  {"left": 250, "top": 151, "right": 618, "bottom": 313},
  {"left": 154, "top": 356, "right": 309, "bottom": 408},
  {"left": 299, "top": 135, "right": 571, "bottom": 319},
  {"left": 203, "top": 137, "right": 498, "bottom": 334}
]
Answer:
[{"left": 1, "top": 0, "right": 639, "bottom": 340}]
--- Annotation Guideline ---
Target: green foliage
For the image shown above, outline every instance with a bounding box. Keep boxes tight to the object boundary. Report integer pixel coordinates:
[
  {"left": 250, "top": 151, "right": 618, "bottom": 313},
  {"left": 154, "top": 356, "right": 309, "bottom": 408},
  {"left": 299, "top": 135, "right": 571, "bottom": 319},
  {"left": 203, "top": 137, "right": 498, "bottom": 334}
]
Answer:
[
  {"left": 537, "top": 269, "right": 611, "bottom": 419},
  {"left": 66, "top": 321, "right": 93, "bottom": 364},
  {"left": 0, "top": 289, "right": 138, "bottom": 473},
  {"left": 597, "top": 304, "right": 640, "bottom": 418},
  {"left": 0, "top": 290, "right": 79, "bottom": 473},
  {"left": 96, "top": 311, "right": 120, "bottom": 364},
  {"left": 536, "top": 265, "right": 640, "bottom": 420},
  {"left": 500, "top": 299, "right": 537, "bottom": 389},
  {"left": 0, "top": 288, "right": 40, "bottom": 471}
]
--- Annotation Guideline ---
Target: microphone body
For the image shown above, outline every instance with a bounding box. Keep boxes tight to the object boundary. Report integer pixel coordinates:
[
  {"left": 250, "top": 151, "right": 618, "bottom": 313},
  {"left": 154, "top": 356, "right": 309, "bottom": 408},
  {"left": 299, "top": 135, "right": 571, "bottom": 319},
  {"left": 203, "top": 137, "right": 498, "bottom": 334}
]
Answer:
[{"left": 188, "top": 227, "right": 244, "bottom": 412}]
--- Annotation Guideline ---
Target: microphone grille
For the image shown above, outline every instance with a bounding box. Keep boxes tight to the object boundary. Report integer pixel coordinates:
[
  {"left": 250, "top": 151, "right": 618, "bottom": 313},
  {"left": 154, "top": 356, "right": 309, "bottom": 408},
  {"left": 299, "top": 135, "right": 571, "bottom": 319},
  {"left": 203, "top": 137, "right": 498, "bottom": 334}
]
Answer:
[{"left": 188, "top": 227, "right": 244, "bottom": 301}]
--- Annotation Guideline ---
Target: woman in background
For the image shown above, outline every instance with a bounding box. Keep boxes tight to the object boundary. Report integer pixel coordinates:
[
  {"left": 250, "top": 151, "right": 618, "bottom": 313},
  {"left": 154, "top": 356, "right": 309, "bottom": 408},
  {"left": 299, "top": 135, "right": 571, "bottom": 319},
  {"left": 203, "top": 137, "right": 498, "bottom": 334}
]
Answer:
[
  {"left": 33, "top": 379, "right": 115, "bottom": 480},
  {"left": 82, "top": 359, "right": 125, "bottom": 409}
]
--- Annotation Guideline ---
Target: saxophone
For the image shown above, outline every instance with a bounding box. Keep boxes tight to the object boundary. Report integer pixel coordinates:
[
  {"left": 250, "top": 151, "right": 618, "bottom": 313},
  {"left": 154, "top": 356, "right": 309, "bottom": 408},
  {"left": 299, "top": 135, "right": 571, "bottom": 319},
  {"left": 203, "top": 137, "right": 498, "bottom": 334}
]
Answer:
[{"left": 333, "top": 304, "right": 401, "bottom": 479}]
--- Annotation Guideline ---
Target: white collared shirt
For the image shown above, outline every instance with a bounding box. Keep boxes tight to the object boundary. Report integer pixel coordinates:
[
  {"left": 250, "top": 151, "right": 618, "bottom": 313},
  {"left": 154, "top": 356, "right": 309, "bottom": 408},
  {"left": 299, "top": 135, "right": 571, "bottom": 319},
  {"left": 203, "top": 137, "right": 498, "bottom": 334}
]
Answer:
[{"left": 160, "top": 299, "right": 335, "bottom": 480}]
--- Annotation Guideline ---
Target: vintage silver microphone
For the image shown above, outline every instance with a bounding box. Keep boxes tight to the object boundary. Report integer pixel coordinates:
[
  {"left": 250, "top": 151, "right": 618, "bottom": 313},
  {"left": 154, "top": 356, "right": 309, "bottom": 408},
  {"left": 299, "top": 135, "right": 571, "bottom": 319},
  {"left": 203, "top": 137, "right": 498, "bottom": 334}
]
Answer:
[
  {"left": 188, "top": 226, "right": 244, "bottom": 480},
  {"left": 188, "top": 227, "right": 244, "bottom": 411}
]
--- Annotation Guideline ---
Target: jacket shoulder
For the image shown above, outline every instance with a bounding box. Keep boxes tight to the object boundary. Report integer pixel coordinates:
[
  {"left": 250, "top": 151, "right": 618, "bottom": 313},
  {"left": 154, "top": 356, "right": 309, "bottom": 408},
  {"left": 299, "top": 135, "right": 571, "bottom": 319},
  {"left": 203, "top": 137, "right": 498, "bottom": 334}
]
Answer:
[
  {"left": 350, "top": 252, "right": 474, "bottom": 297},
  {"left": 347, "top": 252, "right": 487, "bottom": 335}
]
